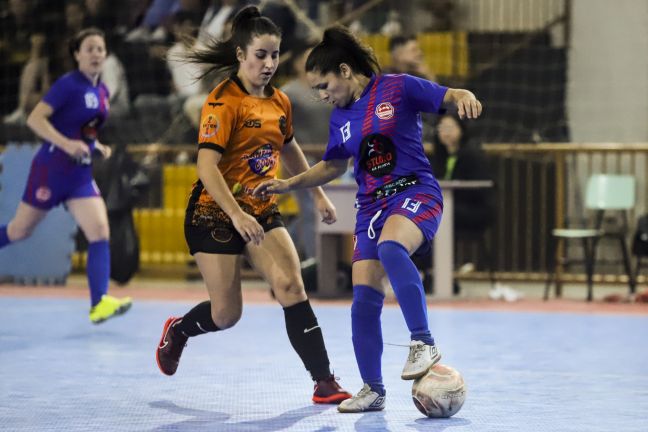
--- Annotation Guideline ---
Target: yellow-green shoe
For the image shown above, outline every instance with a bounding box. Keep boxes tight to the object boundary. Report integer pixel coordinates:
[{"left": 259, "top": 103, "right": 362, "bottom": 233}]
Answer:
[{"left": 89, "top": 294, "right": 133, "bottom": 324}]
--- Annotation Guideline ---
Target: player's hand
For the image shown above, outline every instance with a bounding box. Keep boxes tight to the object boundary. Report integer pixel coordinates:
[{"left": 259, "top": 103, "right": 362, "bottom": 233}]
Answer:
[
  {"left": 64, "top": 139, "right": 91, "bottom": 159},
  {"left": 95, "top": 142, "right": 112, "bottom": 159},
  {"left": 315, "top": 194, "right": 337, "bottom": 225},
  {"left": 231, "top": 211, "right": 265, "bottom": 246},
  {"left": 456, "top": 94, "right": 482, "bottom": 120},
  {"left": 252, "top": 179, "right": 290, "bottom": 199}
]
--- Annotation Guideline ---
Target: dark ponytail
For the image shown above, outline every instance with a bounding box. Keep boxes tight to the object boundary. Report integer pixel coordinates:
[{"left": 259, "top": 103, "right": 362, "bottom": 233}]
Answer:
[
  {"left": 184, "top": 5, "right": 281, "bottom": 79},
  {"left": 305, "top": 25, "right": 380, "bottom": 77}
]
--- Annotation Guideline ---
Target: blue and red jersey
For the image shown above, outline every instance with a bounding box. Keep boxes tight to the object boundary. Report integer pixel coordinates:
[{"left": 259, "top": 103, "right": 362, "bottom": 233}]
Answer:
[
  {"left": 36, "top": 70, "right": 110, "bottom": 170},
  {"left": 323, "top": 74, "right": 447, "bottom": 207},
  {"left": 22, "top": 70, "right": 109, "bottom": 209}
]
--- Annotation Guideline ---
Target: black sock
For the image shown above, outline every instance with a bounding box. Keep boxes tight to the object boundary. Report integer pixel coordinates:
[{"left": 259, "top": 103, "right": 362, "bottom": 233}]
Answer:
[
  {"left": 175, "top": 301, "right": 220, "bottom": 337},
  {"left": 284, "top": 300, "right": 331, "bottom": 381}
]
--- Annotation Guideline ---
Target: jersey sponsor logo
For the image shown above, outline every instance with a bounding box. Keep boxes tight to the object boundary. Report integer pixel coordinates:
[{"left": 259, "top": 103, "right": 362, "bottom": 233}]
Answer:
[
  {"left": 340, "top": 121, "right": 351, "bottom": 142},
  {"left": 84, "top": 92, "right": 99, "bottom": 109},
  {"left": 244, "top": 119, "right": 262, "bottom": 128},
  {"left": 279, "top": 115, "right": 287, "bottom": 135},
  {"left": 35, "top": 186, "right": 51, "bottom": 202},
  {"left": 401, "top": 198, "right": 422, "bottom": 213},
  {"left": 375, "top": 102, "right": 394, "bottom": 119},
  {"left": 359, "top": 133, "right": 396, "bottom": 177},
  {"left": 243, "top": 143, "right": 276, "bottom": 176},
  {"left": 200, "top": 114, "right": 219, "bottom": 138}
]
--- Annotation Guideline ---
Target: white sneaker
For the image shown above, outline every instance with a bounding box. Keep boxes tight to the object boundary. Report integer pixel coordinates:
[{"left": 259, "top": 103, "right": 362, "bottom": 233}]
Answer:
[
  {"left": 401, "top": 340, "right": 441, "bottom": 380},
  {"left": 489, "top": 282, "right": 523, "bottom": 302},
  {"left": 338, "top": 384, "right": 385, "bottom": 413}
]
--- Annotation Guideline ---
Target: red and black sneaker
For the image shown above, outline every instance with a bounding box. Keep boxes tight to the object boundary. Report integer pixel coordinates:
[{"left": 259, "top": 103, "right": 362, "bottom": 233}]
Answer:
[
  {"left": 312, "top": 375, "right": 352, "bottom": 404},
  {"left": 156, "top": 317, "right": 188, "bottom": 376}
]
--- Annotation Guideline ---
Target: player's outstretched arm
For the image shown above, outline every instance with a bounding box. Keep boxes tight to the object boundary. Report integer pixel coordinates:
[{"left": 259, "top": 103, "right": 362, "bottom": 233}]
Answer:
[
  {"left": 253, "top": 158, "right": 348, "bottom": 197},
  {"left": 443, "top": 88, "right": 483, "bottom": 120}
]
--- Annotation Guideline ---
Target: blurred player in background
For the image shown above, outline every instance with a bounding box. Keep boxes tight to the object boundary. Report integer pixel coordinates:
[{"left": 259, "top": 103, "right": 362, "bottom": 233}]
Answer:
[
  {"left": 0, "top": 28, "right": 132, "bottom": 324},
  {"left": 254, "top": 25, "right": 482, "bottom": 412},
  {"left": 155, "top": 6, "right": 351, "bottom": 405}
]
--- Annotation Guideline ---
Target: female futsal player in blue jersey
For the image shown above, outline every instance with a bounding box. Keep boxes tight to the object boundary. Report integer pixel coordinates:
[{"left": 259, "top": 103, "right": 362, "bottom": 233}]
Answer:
[
  {"left": 0, "top": 28, "right": 132, "bottom": 324},
  {"left": 254, "top": 26, "right": 482, "bottom": 412}
]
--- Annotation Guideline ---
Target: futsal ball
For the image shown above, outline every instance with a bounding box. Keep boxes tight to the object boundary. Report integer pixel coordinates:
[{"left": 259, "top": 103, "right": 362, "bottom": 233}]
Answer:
[{"left": 411, "top": 364, "right": 466, "bottom": 418}]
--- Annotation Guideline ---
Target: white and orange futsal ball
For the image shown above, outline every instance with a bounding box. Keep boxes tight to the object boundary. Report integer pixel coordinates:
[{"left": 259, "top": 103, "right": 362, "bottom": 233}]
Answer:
[{"left": 411, "top": 364, "right": 467, "bottom": 418}]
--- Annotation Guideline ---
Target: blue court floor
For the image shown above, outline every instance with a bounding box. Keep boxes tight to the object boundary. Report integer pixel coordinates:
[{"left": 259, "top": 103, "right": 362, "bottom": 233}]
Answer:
[{"left": 1, "top": 296, "right": 647, "bottom": 431}]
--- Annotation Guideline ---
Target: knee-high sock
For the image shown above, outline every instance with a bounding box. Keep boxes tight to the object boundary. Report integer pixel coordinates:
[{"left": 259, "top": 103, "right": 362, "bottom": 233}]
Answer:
[
  {"left": 284, "top": 300, "right": 331, "bottom": 381},
  {"left": 377, "top": 240, "right": 434, "bottom": 345},
  {"left": 352, "top": 285, "right": 385, "bottom": 395},
  {"left": 87, "top": 240, "right": 110, "bottom": 307},
  {"left": 174, "top": 301, "right": 220, "bottom": 337},
  {"left": 0, "top": 226, "right": 10, "bottom": 248}
]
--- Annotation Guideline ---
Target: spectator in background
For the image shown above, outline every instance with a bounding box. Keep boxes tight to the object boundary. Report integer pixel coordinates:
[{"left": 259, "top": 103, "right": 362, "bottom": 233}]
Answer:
[
  {"left": 0, "top": 0, "right": 40, "bottom": 115},
  {"left": 126, "top": 0, "right": 181, "bottom": 42},
  {"left": 83, "top": 0, "right": 117, "bottom": 33},
  {"left": 429, "top": 112, "right": 495, "bottom": 294},
  {"left": 101, "top": 51, "right": 131, "bottom": 118},
  {"left": 386, "top": 35, "right": 435, "bottom": 81},
  {"left": 261, "top": 0, "right": 297, "bottom": 54},
  {"left": 168, "top": 11, "right": 207, "bottom": 100},
  {"left": 281, "top": 39, "right": 333, "bottom": 259},
  {"left": 198, "top": 0, "right": 244, "bottom": 43},
  {"left": 430, "top": 112, "right": 494, "bottom": 232},
  {"left": 52, "top": 0, "right": 88, "bottom": 76},
  {"left": 4, "top": 32, "right": 50, "bottom": 124},
  {"left": 386, "top": 34, "right": 437, "bottom": 152}
]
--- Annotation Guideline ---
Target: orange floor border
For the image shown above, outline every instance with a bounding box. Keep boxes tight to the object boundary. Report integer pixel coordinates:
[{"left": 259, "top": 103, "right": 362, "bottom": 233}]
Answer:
[{"left": 2, "top": 281, "right": 647, "bottom": 316}]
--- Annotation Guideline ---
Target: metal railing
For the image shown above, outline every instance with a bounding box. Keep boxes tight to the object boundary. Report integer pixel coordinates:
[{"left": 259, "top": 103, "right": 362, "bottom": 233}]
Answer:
[
  {"left": 477, "top": 143, "right": 648, "bottom": 284},
  {"left": 63, "top": 142, "right": 648, "bottom": 286}
]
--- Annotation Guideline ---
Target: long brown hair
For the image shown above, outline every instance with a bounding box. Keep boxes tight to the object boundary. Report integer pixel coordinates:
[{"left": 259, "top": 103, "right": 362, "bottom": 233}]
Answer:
[{"left": 184, "top": 5, "right": 281, "bottom": 80}]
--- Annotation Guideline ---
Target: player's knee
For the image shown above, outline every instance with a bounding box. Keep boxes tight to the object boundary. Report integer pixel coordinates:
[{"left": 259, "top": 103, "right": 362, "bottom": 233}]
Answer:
[
  {"left": 8, "top": 223, "right": 35, "bottom": 241},
  {"left": 84, "top": 223, "right": 110, "bottom": 242},
  {"left": 377, "top": 240, "right": 407, "bottom": 263},
  {"left": 272, "top": 274, "right": 305, "bottom": 298},
  {"left": 210, "top": 307, "right": 241, "bottom": 330}
]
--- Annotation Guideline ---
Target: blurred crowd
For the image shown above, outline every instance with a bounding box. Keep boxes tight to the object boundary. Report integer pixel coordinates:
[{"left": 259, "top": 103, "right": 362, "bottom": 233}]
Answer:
[{"left": 0, "top": 0, "right": 456, "bottom": 147}]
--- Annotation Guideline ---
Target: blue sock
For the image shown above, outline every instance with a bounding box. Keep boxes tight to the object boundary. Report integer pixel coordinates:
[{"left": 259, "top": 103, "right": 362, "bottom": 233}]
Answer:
[
  {"left": 0, "top": 226, "right": 11, "bottom": 248},
  {"left": 352, "top": 285, "right": 386, "bottom": 396},
  {"left": 87, "top": 240, "right": 110, "bottom": 307},
  {"left": 377, "top": 240, "right": 435, "bottom": 345}
]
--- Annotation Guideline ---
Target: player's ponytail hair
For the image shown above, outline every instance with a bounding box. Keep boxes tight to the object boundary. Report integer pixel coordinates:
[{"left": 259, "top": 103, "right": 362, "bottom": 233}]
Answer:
[
  {"left": 305, "top": 25, "right": 380, "bottom": 77},
  {"left": 185, "top": 5, "right": 281, "bottom": 79}
]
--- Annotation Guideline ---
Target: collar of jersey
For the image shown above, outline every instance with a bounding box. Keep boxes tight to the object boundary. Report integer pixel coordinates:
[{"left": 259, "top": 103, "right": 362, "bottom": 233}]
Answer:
[{"left": 230, "top": 74, "right": 275, "bottom": 98}]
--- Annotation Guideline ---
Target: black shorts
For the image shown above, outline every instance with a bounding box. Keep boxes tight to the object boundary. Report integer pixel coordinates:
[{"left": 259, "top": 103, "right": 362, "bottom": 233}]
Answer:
[{"left": 185, "top": 212, "right": 286, "bottom": 255}]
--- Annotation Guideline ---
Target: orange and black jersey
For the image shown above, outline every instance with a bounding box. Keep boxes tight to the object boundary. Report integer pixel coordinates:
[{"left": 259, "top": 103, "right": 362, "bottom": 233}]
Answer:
[{"left": 186, "top": 75, "right": 294, "bottom": 228}]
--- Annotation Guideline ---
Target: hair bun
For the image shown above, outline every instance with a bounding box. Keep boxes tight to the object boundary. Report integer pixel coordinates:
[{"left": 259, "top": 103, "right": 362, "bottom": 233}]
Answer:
[{"left": 232, "top": 5, "right": 261, "bottom": 31}]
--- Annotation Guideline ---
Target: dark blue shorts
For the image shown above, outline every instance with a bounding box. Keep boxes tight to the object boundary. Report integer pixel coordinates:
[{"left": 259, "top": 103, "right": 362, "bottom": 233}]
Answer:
[
  {"left": 22, "top": 158, "right": 99, "bottom": 210},
  {"left": 352, "top": 185, "right": 443, "bottom": 262}
]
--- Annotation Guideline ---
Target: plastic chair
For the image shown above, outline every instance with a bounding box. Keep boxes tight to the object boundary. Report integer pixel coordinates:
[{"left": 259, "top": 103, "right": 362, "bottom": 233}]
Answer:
[{"left": 545, "top": 174, "right": 636, "bottom": 301}]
